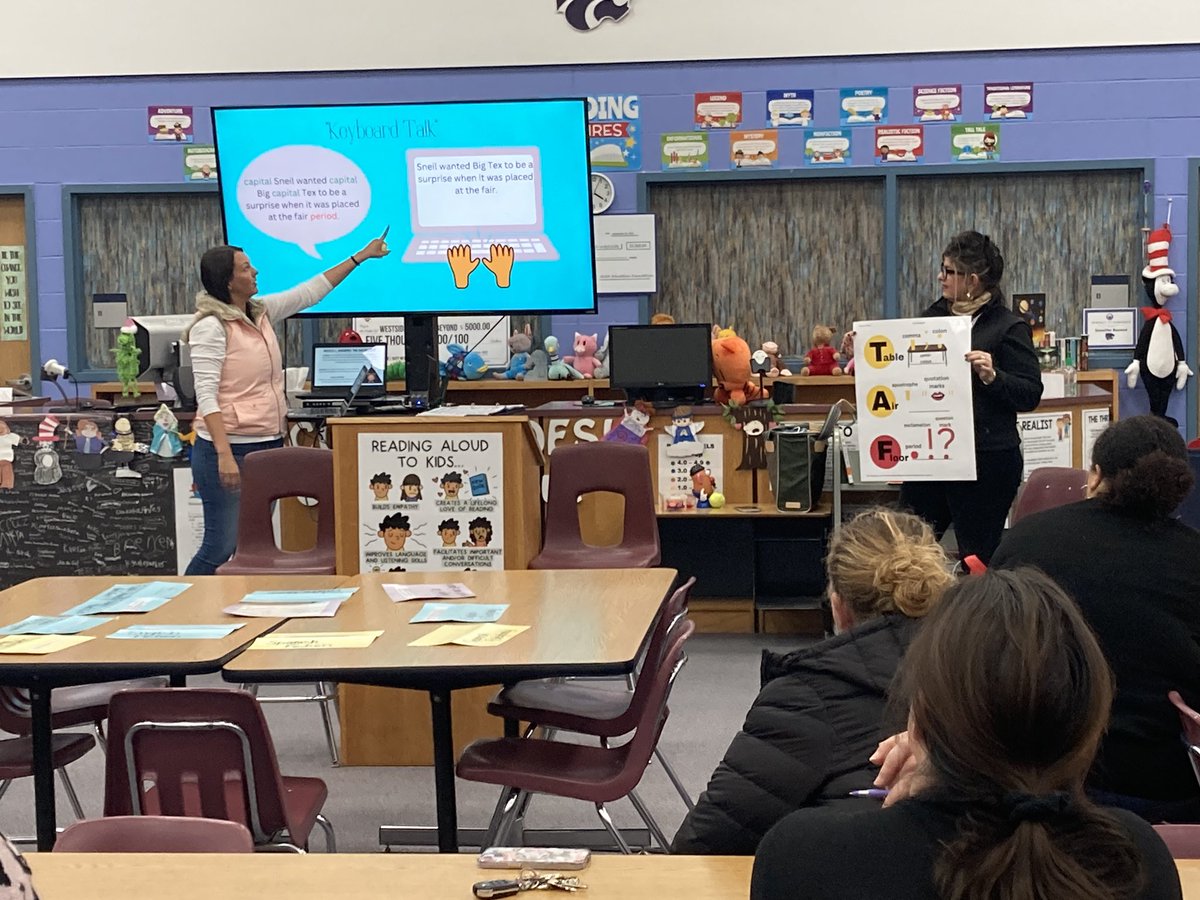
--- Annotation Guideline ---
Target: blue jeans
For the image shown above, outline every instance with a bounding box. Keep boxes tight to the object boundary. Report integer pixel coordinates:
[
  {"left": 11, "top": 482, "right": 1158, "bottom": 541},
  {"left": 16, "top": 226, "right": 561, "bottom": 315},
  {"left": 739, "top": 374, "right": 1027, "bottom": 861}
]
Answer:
[{"left": 184, "top": 436, "right": 282, "bottom": 576}]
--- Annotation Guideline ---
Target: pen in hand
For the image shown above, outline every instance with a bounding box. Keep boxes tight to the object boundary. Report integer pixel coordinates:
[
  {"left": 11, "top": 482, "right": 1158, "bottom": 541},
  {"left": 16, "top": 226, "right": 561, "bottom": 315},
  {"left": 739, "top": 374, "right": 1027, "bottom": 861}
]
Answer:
[{"left": 848, "top": 788, "right": 890, "bottom": 799}]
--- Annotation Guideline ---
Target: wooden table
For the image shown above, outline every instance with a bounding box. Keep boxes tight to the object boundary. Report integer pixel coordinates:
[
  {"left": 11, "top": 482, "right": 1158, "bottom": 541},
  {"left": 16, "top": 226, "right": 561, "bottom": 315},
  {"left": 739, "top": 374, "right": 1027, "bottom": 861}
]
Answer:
[
  {"left": 26, "top": 853, "right": 754, "bottom": 898},
  {"left": 224, "top": 568, "right": 678, "bottom": 853},
  {"left": 0, "top": 574, "right": 347, "bottom": 850}
]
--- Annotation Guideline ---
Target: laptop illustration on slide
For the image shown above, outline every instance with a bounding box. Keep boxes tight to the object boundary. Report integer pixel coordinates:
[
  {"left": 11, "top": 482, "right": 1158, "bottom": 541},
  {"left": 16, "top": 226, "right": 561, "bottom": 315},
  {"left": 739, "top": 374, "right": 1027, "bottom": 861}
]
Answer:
[{"left": 402, "top": 146, "right": 560, "bottom": 263}]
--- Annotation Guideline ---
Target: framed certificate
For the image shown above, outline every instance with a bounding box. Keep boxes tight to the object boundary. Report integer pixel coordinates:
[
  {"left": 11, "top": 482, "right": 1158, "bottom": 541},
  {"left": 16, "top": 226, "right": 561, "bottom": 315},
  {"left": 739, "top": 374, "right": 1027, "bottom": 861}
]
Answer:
[{"left": 1083, "top": 307, "right": 1137, "bottom": 349}]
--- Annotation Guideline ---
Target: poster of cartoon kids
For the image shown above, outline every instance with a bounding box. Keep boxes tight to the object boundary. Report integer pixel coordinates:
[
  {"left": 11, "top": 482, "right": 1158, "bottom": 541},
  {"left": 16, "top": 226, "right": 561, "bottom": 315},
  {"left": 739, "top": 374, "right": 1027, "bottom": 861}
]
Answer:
[
  {"left": 913, "top": 85, "right": 962, "bottom": 122},
  {"left": 983, "top": 83, "right": 1034, "bottom": 120},
  {"left": 694, "top": 92, "right": 743, "bottom": 129},
  {"left": 951, "top": 124, "right": 1000, "bottom": 162},
  {"left": 874, "top": 126, "right": 924, "bottom": 165},
  {"left": 358, "top": 432, "right": 505, "bottom": 571}
]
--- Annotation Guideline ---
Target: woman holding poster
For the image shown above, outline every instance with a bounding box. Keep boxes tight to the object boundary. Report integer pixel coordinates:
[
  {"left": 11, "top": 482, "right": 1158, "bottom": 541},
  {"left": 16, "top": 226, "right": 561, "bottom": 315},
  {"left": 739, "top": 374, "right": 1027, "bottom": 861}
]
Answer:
[
  {"left": 899, "top": 231, "right": 1042, "bottom": 564},
  {"left": 183, "top": 237, "right": 388, "bottom": 575}
]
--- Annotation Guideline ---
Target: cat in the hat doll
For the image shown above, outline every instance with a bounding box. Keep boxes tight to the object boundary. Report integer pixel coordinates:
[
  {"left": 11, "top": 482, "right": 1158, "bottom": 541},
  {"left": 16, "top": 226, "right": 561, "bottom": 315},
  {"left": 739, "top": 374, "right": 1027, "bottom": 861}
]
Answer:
[
  {"left": 30, "top": 415, "right": 62, "bottom": 486},
  {"left": 1125, "top": 222, "right": 1193, "bottom": 426}
]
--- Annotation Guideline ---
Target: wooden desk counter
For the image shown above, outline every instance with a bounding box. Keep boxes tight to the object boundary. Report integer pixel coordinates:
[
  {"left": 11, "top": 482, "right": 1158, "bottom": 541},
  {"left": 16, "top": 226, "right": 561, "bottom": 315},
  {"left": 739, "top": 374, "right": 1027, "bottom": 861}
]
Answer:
[{"left": 26, "top": 853, "right": 755, "bottom": 900}]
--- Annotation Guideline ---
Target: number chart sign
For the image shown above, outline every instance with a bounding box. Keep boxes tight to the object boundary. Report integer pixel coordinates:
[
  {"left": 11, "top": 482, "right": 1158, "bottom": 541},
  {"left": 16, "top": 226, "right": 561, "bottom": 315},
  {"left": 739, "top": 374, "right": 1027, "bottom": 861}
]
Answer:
[
  {"left": 357, "top": 432, "right": 505, "bottom": 573},
  {"left": 853, "top": 317, "right": 976, "bottom": 482}
]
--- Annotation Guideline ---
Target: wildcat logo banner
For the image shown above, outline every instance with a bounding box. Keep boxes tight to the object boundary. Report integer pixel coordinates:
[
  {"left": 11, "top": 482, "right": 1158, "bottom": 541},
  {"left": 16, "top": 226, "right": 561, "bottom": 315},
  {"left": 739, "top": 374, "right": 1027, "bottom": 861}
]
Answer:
[{"left": 557, "top": 0, "right": 632, "bottom": 31}]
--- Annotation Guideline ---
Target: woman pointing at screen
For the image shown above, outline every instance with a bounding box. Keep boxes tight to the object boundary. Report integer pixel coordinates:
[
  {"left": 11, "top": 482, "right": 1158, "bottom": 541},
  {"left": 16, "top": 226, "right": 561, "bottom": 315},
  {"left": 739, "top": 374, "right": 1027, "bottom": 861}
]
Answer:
[{"left": 182, "top": 237, "right": 388, "bottom": 575}]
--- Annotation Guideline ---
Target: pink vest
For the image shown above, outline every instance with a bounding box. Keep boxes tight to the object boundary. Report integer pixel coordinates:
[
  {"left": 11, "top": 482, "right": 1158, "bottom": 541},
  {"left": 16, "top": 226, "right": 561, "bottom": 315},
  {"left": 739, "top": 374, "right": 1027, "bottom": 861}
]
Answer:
[{"left": 218, "top": 311, "right": 287, "bottom": 437}]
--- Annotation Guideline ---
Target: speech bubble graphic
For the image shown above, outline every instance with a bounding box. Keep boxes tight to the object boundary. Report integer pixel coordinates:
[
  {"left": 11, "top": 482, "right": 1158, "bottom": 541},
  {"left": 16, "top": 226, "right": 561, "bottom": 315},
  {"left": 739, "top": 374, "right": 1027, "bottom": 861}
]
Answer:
[
  {"left": 842, "top": 96, "right": 885, "bottom": 113},
  {"left": 768, "top": 98, "right": 812, "bottom": 115},
  {"left": 878, "top": 133, "right": 922, "bottom": 152},
  {"left": 986, "top": 90, "right": 1031, "bottom": 108},
  {"left": 915, "top": 93, "right": 959, "bottom": 111},
  {"left": 665, "top": 141, "right": 707, "bottom": 157},
  {"left": 733, "top": 138, "right": 777, "bottom": 155},
  {"left": 236, "top": 145, "right": 371, "bottom": 259},
  {"left": 149, "top": 113, "right": 193, "bottom": 129},
  {"left": 697, "top": 101, "right": 740, "bottom": 118}
]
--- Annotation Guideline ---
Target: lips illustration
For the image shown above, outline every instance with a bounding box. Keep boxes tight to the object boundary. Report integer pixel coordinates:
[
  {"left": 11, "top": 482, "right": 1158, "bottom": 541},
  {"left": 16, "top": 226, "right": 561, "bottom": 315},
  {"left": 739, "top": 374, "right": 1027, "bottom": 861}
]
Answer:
[{"left": 931, "top": 391, "right": 945, "bottom": 400}]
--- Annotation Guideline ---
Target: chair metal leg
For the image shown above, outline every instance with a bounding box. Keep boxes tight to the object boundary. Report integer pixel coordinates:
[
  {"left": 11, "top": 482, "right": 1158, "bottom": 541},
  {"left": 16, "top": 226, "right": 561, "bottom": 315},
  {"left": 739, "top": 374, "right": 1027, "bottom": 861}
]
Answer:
[
  {"left": 315, "top": 813, "right": 336, "bottom": 853},
  {"left": 494, "top": 790, "right": 525, "bottom": 847},
  {"left": 241, "top": 683, "right": 260, "bottom": 695},
  {"left": 626, "top": 788, "right": 670, "bottom": 852},
  {"left": 0, "top": 780, "right": 12, "bottom": 803},
  {"left": 654, "top": 747, "right": 695, "bottom": 810},
  {"left": 92, "top": 721, "right": 107, "bottom": 753},
  {"left": 57, "top": 768, "right": 85, "bottom": 820},
  {"left": 595, "top": 803, "right": 633, "bottom": 854},
  {"left": 482, "top": 786, "right": 519, "bottom": 849},
  {"left": 317, "top": 683, "right": 340, "bottom": 766}
]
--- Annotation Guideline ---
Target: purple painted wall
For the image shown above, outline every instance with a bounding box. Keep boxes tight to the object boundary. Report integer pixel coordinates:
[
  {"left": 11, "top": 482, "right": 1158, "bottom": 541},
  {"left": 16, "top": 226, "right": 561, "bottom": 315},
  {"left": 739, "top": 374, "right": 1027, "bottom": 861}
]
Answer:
[{"left": 1, "top": 44, "right": 1196, "bottom": 422}]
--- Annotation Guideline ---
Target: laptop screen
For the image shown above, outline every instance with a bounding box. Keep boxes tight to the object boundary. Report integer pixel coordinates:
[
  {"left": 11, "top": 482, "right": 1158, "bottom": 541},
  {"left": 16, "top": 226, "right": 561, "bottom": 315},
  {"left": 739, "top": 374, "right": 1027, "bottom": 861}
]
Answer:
[{"left": 312, "top": 343, "right": 387, "bottom": 391}]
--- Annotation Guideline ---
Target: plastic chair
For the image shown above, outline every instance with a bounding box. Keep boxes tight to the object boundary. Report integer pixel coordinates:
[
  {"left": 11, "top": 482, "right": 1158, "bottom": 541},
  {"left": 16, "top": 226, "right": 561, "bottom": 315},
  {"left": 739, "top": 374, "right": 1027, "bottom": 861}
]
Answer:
[
  {"left": 102, "top": 688, "right": 335, "bottom": 853},
  {"left": 486, "top": 577, "right": 696, "bottom": 811},
  {"left": 216, "top": 446, "right": 336, "bottom": 574},
  {"left": 0, "top": 679, "right": 167, "bottom": 748},
  {"left": 55, "top": 816, "right": 254, "bottom": 853},
  {"left": 1010, "top": 466, "right": 1089, "bottom": 524},
  {"left": 457, "top": 616, "right": 695, "bottom": 853},
  {"left": 1153, "top": 824, "right": 1200, "bottom": 858},
  {"left": 216, "top": 446, "right": 340, "bottom": 766},
  {"left": 529, "top": 442, "right": 660, "bottom": 569}
]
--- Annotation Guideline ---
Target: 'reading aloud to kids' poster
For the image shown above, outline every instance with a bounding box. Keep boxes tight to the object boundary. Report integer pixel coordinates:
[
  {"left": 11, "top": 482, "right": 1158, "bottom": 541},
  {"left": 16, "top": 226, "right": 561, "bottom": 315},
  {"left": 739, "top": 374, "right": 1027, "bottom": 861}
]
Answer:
[{"left": 357, "top": 432, "right": 505, "bottom": 572}]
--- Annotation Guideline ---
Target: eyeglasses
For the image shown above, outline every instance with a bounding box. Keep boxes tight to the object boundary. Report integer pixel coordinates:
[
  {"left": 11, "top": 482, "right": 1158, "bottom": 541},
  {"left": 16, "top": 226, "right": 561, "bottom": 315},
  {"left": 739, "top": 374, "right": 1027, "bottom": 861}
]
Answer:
[{"left": 939, "top": 265, "right": 965, "bottom": 278}]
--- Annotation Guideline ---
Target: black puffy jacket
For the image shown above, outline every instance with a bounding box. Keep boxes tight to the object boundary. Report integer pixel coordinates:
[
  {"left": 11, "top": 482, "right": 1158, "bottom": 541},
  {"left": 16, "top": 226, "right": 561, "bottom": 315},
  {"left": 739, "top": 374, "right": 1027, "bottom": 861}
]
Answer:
[{"left": 670, "top": 615, "right": 917, "bottom": 855}]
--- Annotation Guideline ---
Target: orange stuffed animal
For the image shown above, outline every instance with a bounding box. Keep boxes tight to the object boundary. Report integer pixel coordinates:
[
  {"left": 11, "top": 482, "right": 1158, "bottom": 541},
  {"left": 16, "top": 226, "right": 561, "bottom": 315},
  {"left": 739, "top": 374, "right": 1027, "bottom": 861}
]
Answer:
[{"left": 711, "top": 325, "right": 766, "bottom": 404}]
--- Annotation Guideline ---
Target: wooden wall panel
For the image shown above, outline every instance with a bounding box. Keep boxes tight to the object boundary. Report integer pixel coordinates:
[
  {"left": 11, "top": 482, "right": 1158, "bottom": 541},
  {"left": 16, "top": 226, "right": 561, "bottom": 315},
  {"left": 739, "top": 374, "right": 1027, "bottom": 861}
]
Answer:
[
  {"left": 896, "top": 170, "right": 1143, "bottom": 325},
  {"left": 647, "top": 177, "right": 886, "bottom": 356}
]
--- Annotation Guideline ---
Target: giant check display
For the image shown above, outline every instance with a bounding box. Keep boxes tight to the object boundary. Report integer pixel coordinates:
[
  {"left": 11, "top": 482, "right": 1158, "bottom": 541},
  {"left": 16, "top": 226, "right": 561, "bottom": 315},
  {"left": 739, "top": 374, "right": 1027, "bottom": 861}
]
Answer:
[{"left": 853, "top": 317, "right": 977, "bottom": 482}]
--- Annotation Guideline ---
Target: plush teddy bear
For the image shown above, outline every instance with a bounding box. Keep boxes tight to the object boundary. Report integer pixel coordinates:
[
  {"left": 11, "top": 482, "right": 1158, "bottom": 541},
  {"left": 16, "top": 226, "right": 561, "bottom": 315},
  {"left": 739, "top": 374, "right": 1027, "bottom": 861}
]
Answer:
[
  {"left": 711, "top": 325, "right": 766, "bottom": 404},
  {"left": 761, "top": 341, "right": 792, "bottom": 377},
  {"left": 800, "top": 325, "right": 843, "bottom": 376},
  {"left": 840, "top": 330, "right": 856, "bottom": 376},
  {"left": 565, "top": 332, "right": 603, "bottom": 378}
]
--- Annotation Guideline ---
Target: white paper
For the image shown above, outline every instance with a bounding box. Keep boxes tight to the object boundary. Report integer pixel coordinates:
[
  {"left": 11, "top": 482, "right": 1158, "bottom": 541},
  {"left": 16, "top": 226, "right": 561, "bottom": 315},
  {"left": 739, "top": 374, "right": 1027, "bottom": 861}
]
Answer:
[
  {"left": 1083, "top": 307, "right": 1137, "bottom": 349},
  {"left": 594, "top": 214, "right": 657, "bottom": 293},
  {"left": 1081, "top": 408, "right": 1110, "bottom": 471},
  {"left": 223, "top": 599, "right": 345, "bottom": 618},
  {"left": 383, "top": 582, "right": 476, "bottom": 602},
  {"left": 853, "top": 317, "right": 977, "bottom": 482},
  {"left": 1017, "top": 411, "right": 1074, "bottom": 479}
]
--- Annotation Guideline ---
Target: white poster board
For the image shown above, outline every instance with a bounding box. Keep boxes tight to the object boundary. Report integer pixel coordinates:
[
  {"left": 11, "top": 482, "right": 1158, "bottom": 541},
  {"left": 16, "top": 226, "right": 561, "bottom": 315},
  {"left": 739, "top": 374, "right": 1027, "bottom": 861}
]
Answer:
[
  {"left": 594, "top": 214, "right": 657, "bottom": 293},
  {"left": 357, "top": 431, "right": 505, "bottom": 572},
  {"left": 173, "top": 468, "right": 205, "bottom": 574},
  {"left": 353, "top": 316, "right": 511, "bottom": 368},
  {"left": 853, "top": 317, "right": 976, "bottom": 482},
  {"left": 1081, "top": 408, "right": 1111, "bottom": 471},
  {"left": 656, "top": 432, "right": 723, "bottom": 505},
  {"left": 1017, "top": 411, "right": 1074, "bottom": 479}
]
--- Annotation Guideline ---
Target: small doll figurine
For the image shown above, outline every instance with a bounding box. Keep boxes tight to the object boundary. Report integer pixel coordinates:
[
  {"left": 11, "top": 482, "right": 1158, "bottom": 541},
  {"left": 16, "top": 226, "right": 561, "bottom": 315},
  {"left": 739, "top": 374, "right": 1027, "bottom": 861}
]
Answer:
[
  {"left": 494, "top": 325, "right": 533, "bottom": 379},
  {"left": 564, "top": 332, "right": 603, "bottom": 378},
  {"left": 800, "top": 325, "right": 844, "bottom": 376},
  {"left": 545, "top": 336, "right": 582, "bottom": 380},
  {"left": 114, "top": 319, "right": 142, "bottom": 398},
  {"left": 664, "top": 406, "right": 705, "bottom": 458},
  {"left": 760, "top": 341, "right": 792, "bottom": 377},
  {"left": 108, "top": 416, "right": 142, "bottom": 479},
  {"left": 840, "top": 330, "right": 856, "bottom": 376},
  {"left": 149, "top": 403, "right": 183, "bottom": 458},
  {"left": 689, "top": 463, "right": 717, "bottom": 508},
  {"left": 0, "top": 417, "right": 21, "bottom": 491},
  {"left": 603, "top": 400, "right": 653, "bottom": 445},
  {"left": 31, "top": 414, "right": 62, "bottom": 485}
]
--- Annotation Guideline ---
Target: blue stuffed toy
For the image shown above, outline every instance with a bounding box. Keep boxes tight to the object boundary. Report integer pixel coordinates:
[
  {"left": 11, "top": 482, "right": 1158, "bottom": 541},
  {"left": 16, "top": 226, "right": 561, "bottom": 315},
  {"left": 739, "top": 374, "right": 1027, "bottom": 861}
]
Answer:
[{"left": 494, "top": 325, "right": 533, "bottom": 379}]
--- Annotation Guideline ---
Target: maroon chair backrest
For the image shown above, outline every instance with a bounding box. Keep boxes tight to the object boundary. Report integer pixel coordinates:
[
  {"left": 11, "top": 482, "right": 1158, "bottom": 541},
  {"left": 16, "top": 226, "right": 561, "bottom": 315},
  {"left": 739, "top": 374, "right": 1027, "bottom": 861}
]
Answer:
[
  {"left": 541, "top": 442, "right": 660, "bottom": 560},
  {"left": 55, "top": 815, "right": 255, "bottom": 853},
  {"left": 103, "top": 688, "right": 291, "bottom": 844},
  {"left": 229, "top": 446, "right": 336, "bottom": 560},
  {"left": 1011, "top": 466, "right": 1088, "bottom": 524},
  {"left": 1153, "top": 824, "right": 1200, "bottom": 859},
  {"left": 605, "top": 616, "right": 695, "bottom": 797}
]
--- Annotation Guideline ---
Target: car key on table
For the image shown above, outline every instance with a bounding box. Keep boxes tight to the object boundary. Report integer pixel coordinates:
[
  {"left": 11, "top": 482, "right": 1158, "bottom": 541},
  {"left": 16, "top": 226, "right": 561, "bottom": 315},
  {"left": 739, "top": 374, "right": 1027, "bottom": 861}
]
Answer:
[{"left": 472, "top": 870, "right": 587, "bottom": 896}]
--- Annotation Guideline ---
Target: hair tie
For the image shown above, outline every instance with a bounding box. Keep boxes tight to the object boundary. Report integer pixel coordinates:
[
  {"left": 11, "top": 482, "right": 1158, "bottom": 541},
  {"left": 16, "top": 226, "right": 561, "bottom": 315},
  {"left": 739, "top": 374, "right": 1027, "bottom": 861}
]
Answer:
[{"left": 1003, "top": 790, "right": 1073, "bottom": 825}]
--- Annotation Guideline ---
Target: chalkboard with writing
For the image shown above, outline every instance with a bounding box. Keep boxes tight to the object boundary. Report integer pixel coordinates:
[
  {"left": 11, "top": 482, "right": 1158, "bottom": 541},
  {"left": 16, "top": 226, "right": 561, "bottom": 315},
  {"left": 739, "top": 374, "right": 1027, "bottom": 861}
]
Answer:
[{"left": 0, "top": 412, "right": 185, "bottom": 589}]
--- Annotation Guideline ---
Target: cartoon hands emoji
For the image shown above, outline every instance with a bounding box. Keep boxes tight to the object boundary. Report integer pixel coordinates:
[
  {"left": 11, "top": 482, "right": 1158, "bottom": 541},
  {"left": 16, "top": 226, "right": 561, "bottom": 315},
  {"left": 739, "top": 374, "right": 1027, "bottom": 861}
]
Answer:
[
  {"left": 483, "top": 243, "right": 515, "bottom": 289},
  {"left": 447, "top": 244, "right": 480, "bottom": 289}
]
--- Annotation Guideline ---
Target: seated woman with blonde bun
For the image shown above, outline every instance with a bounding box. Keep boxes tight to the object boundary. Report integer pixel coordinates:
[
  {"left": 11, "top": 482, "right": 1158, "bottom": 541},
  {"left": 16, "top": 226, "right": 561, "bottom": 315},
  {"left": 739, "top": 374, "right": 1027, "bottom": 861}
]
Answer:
[
  {"left": 671, "top": 508, "right": 954, "bottom": 855},
  {"left": 754, "top": 568, "right": 1181, "bottom": 900}
]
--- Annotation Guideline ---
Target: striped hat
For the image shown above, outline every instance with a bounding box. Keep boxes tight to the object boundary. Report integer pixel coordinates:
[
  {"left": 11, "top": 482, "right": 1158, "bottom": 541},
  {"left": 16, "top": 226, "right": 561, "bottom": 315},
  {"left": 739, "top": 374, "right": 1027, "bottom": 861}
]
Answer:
[
  {"left": 33, "top": 414, "right": 60, "bottom": 442},
  {"left": 1143, "top": 224, "right": 1175, "bottom": 279}
]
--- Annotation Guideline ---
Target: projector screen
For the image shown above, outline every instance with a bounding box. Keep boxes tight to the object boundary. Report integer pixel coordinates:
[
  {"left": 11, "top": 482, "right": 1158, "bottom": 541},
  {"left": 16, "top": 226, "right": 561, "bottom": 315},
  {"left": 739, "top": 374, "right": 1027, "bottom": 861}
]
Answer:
[{"left": 212, "top": 99, "right": 597, "bottom": 317}]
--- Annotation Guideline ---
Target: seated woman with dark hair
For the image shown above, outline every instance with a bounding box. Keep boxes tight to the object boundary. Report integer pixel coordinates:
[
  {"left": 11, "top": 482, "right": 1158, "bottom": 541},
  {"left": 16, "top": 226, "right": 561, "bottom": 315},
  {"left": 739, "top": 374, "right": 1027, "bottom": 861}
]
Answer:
[
  {"left": 752, "top": 568, "right": 1182, "bottom": 900},
  {"left": 671, "top": 508, "right": 954, "bottom": 855},
  {"left": 991, "top": 414, "right": 1200, "bottom": 821}
]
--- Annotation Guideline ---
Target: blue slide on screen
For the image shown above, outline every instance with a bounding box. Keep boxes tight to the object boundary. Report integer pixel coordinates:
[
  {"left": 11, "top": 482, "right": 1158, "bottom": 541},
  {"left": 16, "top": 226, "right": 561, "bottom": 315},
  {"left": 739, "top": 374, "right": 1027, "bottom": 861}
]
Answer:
[{"left": 212, "top": 99, "right": 596, "bottom": 317}]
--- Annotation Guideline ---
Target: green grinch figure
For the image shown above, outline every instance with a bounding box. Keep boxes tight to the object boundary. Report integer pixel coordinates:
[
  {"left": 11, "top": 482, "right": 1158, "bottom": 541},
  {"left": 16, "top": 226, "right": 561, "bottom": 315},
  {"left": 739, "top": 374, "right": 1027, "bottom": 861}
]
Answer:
[{"left": 114, "top": 319, "right": 141, "bottom": 398}]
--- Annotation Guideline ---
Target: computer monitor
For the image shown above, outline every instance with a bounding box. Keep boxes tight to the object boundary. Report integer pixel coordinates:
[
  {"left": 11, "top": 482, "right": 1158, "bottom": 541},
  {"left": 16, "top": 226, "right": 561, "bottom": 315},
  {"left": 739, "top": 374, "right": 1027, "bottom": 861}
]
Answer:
[{"left": 607, "top": 324, "right": 713, "bottom": 406}]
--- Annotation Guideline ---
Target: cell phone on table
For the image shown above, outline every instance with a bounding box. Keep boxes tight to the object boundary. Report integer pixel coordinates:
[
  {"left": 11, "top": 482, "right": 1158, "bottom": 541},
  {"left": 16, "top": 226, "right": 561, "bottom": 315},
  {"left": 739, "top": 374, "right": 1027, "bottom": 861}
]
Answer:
[{"left": 477, "top": 847, "right": 591, "bottom": 869}]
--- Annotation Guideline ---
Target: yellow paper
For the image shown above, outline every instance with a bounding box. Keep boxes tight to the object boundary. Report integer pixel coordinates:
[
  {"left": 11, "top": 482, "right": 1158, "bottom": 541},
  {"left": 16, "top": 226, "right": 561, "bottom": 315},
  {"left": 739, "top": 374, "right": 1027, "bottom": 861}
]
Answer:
[
  {"left": 409, "top": 623, "right": 530, "bottom": 647},
  {"left": 0, "top": 634, "right": 94, "bottom": 655},
  {"left": 248, "top": 630, "right": 384, "bottom": 651}
]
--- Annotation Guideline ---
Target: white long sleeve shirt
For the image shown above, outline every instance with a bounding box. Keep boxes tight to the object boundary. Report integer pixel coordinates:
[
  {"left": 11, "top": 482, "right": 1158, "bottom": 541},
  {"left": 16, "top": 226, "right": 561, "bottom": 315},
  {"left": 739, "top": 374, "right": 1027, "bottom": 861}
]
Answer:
[{"left": 189, "top": 274, "right": 332, "bottom": 442}]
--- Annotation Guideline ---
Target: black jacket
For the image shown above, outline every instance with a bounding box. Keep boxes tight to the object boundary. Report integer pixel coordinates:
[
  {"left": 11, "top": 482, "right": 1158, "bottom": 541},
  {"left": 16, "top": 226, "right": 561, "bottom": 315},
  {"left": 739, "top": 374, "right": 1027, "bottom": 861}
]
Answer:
[
  {"left": 919, "top": 291, "right": 1043, "bottom": 451},
  {"left": 670, "top": 615, "right": 917, "bottom": 855}
]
